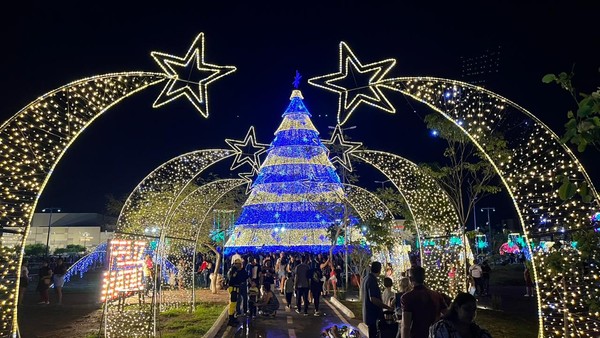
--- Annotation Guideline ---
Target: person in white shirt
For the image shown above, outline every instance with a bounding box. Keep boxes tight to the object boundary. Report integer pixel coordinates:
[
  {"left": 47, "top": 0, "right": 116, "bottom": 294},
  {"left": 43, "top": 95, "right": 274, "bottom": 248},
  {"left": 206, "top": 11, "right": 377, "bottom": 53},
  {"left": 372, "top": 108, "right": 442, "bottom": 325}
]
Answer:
[
  {"left": 382, "top": 277, "right": 394, "bottom": 306},
  {"left": 469, "top": 263, "right": 483, "bottom": 296}
]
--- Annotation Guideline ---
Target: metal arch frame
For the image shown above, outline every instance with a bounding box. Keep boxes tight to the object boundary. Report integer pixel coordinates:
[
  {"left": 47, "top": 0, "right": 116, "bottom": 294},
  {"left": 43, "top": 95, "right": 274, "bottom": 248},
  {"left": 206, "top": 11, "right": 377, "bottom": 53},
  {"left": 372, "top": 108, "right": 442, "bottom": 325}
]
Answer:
[
  {"left": 350, "top": 150, "right": 471, "bottom": 293},
  {"left": 376, "top": 76, "right": 600, "bottom": 337},
  {"left": 0, "top": 72, "right": 166, "bottom": 336}
]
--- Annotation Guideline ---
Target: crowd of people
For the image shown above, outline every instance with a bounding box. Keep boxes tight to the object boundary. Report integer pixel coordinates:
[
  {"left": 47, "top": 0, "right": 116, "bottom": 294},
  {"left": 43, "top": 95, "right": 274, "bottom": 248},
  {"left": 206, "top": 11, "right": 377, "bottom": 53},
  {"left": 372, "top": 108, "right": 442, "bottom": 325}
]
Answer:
[
  {"left": 362, "top": 261, "right": 493, "bottom": 338},
  {"left": 19, "top": 256, "right": 70, "bottom": 306},
  {"left": 221, "top": 251, "right": 347, "bottom": 326}
]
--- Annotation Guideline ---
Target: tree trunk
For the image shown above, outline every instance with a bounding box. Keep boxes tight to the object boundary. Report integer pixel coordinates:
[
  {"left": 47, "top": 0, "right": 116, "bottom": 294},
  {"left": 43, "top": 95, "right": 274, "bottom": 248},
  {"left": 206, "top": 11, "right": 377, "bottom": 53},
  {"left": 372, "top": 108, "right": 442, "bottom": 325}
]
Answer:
[{"left": 206, "top": 244, "right": 221, "bottom": 294}]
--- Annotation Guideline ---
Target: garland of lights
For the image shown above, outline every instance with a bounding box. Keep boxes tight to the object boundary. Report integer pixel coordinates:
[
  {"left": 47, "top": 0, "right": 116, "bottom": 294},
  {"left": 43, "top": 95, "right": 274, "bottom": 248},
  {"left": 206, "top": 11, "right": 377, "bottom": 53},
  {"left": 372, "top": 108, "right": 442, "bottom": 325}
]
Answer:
[
  {"left": 1, "top": 32, "right": 597, "bottom": 338},
  {"left": 151, "top": 32, "right": 237, "bottom": 118},
  {"left": 309, "top": 41, "right": 600, "bottom": 336}
]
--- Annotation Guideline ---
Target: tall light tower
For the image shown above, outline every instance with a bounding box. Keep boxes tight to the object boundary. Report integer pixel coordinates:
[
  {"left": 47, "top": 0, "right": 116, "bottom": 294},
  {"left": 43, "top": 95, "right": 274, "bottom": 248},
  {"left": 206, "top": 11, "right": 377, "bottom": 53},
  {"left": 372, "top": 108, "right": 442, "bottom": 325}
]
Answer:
[
  {"left": 481, "top": 207, "right": 495, "bottom": 253},
  {"left": 42, "top": 207, "right": 61, "bottom": 258}
]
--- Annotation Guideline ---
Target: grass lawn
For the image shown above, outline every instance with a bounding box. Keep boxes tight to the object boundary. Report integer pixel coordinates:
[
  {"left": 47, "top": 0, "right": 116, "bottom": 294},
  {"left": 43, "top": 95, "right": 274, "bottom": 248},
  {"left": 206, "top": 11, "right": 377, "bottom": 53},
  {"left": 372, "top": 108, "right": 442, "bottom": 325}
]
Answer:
[
  {"left": 489, "top": 263, "right": 525, "bottom": 286},
  {"left": 340, "top": 299, "right": 363, "bottom": 320},
  {"left": 158, "top": 302, "right": 226, "bottom": 338},
  {"left": 477, "top": 308, "right": 538, "bottom": 338}
]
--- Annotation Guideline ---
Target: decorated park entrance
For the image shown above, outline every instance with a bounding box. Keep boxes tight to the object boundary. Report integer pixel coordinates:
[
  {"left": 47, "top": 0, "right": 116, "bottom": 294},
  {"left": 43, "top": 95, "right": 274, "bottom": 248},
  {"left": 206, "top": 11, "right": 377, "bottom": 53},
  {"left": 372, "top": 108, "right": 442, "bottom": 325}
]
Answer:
[{"left": 0, "top": 33, "right": 598, "bottom": 337}]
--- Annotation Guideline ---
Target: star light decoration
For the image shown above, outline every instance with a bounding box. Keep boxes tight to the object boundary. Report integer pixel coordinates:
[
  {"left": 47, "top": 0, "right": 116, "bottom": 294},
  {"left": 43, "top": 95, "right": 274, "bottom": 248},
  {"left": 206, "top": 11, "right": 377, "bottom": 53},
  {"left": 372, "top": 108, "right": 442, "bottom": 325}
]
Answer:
[
  {"left": 225, "top": 126, "right": 268, "bottom": 183},
  {"left": 151, "top": 33, "right": 236, "bottom": 117},
  {"left": 323, "top": 124, "right": 362, "bottom": 172},
  {"left": 308, "top": 42, "right": 396, "bottom": 126}
]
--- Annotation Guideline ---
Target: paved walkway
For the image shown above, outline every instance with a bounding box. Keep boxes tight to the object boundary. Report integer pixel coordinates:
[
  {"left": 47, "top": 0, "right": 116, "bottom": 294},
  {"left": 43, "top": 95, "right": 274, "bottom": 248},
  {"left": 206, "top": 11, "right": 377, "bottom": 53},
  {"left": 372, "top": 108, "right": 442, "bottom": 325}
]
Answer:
[{"left": 217, "top": 293, "right": 362, "bottom": 337}]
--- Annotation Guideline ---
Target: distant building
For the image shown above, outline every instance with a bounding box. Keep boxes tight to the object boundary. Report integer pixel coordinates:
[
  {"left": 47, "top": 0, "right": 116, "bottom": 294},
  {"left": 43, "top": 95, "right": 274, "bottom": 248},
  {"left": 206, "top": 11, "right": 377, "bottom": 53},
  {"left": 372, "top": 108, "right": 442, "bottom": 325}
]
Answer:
[
  {"left": 460, "top": 46, "right": 502, "bottom": 87},
  {"left": 2, "top": 213, "right": 115, "bottom": 251}
]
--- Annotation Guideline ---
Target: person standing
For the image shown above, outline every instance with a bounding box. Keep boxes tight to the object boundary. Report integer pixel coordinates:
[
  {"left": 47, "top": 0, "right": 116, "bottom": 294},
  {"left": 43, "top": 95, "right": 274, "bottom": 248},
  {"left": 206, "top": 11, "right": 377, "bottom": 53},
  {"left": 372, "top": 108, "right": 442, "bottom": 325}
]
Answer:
[
  {"left": 294, "top": 255, "right": 310, "bottom": 316},
  {"left": 226, "top": 259, "right": 244, "bottom": 326},
  {"left": 19, "top": 260, "right": 29, "bottom": 305},
  {"left": 236, "top": 261, "right": 249, "bottom": 317},
  {"left": 481, "top": 261, "right": 491, "bottom": 296},
  {"left": 284, "top": 272, "right": 295, "bottom": 311},
  {"left": 248, "top": 280, "right": 259, "bottom": 318},
  {"left": 400, "top": 266, "right": 448, "bottom": 338},
  {"left": 36, "top": 261, "right": 53, "bottom": 305},
  {"left": 469, "top": 262, "right": 483, "bottom": 296},
  {"left": 143, "top": 254, "right": 154, "bottom": 296},
  {"left": 361, "top": 261, "right": 393, "bottom": 338},
  {"left": 524, "top": 263, "right": 534, "bottom": 297},
  {"left": 275, "top": 252, "right": 287, "bottom": 293},
  {"left": 429, "top": 292, "right": 492, "bottom": 338},
  {"left": 53, "top": 257, "right": 67, "bottom": 305}
]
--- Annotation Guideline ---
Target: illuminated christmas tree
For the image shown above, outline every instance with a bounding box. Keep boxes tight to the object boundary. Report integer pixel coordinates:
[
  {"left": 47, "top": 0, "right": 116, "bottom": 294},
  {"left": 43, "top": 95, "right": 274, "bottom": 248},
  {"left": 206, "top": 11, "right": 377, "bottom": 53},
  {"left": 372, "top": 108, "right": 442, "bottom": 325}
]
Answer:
[{"left": 224, "top": 82, "right": 346, "bottom": 254}]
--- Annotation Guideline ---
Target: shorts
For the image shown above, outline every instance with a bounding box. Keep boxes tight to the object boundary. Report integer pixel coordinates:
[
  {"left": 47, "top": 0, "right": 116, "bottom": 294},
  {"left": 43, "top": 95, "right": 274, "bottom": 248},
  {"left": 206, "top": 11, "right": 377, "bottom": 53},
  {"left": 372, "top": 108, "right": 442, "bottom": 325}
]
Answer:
[
  {"left": 278, "top": 271, "right": 286, "bottom": 279},
  {"left": 54, "top": 274, "right": 65, "bottom": 288}
]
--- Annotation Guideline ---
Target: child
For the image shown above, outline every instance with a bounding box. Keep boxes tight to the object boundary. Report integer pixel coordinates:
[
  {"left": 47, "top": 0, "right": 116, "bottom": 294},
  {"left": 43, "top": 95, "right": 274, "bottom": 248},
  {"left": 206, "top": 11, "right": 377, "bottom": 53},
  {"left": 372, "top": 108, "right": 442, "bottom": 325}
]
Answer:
[
  {"left": 284, "top": 272, "right": 294, "bottom": 311},
  {"left": 382, "top": 277, "right": 394, "bottom": 306},
  {"left": 248, "top": 280, "right": 259, "bottom": 317}
]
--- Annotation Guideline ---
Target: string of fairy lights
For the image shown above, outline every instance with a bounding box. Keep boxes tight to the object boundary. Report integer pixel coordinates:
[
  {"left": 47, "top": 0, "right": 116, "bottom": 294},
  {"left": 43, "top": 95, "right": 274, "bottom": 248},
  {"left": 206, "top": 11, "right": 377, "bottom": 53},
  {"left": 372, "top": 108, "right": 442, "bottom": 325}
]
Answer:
[
  {"left": 0, "top": 72, "right": 165, "bottom": 336},
  {"left": 0, "top": 31, "right": 597, "bottom": 337},
  {"left": 381, "top": 77, "right": 600, "bottom": 337},
  {"left": 351, "top": 150, "right": 472, "bottom": 295}
]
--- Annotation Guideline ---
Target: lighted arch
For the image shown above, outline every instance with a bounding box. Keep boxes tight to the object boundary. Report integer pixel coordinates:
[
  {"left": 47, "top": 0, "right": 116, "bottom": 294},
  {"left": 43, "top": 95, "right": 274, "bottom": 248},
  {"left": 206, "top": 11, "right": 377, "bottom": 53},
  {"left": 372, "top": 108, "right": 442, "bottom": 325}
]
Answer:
[
  {"left": 351, "top": 150, "right": 471, "bottom": 293},
  {"left": 378, "top": 77, "right": 600, "bottom": 337},
  {"left": 104, "top": 178, "right": 245, "bottom": 337},
  {"left": 0, "top": 72, "right": 167, "bottom": 335},
  {"left": 116, "top": 149, "right": 235, "bottom": 235}
]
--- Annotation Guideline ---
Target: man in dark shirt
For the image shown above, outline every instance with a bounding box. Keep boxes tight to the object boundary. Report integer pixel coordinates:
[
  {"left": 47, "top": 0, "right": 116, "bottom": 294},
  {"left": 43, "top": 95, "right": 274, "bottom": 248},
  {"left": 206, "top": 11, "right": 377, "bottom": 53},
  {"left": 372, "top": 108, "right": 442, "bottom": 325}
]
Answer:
[
  {"left": 400, "top": 266, "right": 447, "bottom": 338},
  {"left": 294, "top": 255, "right": 311, "bottom": 315},
  {"left": 361, "top": 261, "right": 392, "bottom": 338}
]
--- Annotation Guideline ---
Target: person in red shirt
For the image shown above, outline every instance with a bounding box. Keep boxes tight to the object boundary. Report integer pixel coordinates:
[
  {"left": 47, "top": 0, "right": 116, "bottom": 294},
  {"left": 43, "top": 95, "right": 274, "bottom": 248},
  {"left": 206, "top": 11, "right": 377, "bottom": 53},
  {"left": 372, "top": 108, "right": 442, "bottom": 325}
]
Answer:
[{"left": 400, "top": 266, "right": 448, "bottom": 338}]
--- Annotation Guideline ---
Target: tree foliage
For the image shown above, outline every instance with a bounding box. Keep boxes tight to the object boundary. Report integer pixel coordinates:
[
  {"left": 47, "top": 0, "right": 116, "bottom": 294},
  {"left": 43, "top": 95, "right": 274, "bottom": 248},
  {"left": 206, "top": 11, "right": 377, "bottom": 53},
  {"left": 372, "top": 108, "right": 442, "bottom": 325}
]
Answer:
[
  {"left": 420, "top": 113, "right": 509, "bottom": 229},
  {"left": 54, "top": 244, "right": 87, "bottom": 254},
  {"left": 543, "top": 68, "right": 600, "bottom": 152},
  {"left": 24, "top": 243, "right": 48, "bottom": 256}
]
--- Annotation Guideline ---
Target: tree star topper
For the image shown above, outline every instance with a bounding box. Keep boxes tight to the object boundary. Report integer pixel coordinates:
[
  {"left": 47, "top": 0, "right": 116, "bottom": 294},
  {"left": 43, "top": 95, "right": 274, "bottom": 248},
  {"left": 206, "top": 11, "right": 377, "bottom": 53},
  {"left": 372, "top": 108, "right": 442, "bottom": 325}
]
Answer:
[
  {"left": 225, "top": 126, "right": 268, "bottom": 171},
  {"left": 323, "top": 124, "right": 362, "bottom": 172},
  {"left": 151, "top": 33, "right": 236, "bottom": 118},
  {"left": 308, "top": 42, "right": 396, "bottom": 126}
]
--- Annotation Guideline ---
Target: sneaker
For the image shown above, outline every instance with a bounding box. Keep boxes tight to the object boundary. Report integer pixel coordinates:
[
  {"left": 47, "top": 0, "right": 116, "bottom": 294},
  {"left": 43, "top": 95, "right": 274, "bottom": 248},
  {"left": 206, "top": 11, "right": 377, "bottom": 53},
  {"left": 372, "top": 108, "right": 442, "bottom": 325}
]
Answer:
[
  {"left": 37, "top": 301, "right": 46, "bottom": 305},
  {"left": 295, "top": 309, "right": 301, "bottom": 314},
  {"left": 285, "top": 306, "right": 290, "bottom": 312},
  {"left": 314, "top": 311, "right": 321, "bottom": 316},
  {"left": 45, "top": 301, "right": 50, "bottom": 305},
  {"left": 303, "top": 312, "right": 308, "bottom": 316}
]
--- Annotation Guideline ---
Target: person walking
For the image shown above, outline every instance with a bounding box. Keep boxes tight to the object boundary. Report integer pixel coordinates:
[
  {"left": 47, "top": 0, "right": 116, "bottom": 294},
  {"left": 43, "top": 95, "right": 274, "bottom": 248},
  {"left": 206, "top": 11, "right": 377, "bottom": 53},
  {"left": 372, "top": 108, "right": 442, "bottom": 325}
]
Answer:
[
  {"left": 309, "top": 256, "right": 327, "bottom": 316},
  {"left": 361, "top": 261, "right": 393, "bottom": 338},
  {"left": 284, "top": 272, "right": 295, "bottom": 311},
  {"left": 400, "top": 266, "right": 448, "bottom": 338},
  {"left": 429, "top": 292, "right": 492, "bottom": 338},
  {"left": 294, "top": 255, "right": 310, "bottom": 316},
  {"left": 53, "top": 257, "right": 67, "bottom": 305}
]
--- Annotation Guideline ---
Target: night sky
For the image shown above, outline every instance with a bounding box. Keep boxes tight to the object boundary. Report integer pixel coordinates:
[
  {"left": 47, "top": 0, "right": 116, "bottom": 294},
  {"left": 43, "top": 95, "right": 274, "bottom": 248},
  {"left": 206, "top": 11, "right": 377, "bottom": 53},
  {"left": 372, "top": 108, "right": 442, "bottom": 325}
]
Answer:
[{"left": 1, "top": 1, "right": 599, "bottom": 228}]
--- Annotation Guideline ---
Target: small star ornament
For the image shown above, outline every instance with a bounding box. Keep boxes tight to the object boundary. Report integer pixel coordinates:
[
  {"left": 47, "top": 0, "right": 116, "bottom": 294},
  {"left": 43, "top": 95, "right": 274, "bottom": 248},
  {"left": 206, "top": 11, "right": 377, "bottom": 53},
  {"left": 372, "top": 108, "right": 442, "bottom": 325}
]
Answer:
[
  {"left": 308, "top": 42, "right": 396, "bottom": 126},
  {"left": 151, "top": 32, "right": 236, "bottom": 117},
  {"left": 225, "top": 126, "right": 268, "bottom": 171},
  {"left": 323, "top": 124, "right": 362, "bottom": 172}
]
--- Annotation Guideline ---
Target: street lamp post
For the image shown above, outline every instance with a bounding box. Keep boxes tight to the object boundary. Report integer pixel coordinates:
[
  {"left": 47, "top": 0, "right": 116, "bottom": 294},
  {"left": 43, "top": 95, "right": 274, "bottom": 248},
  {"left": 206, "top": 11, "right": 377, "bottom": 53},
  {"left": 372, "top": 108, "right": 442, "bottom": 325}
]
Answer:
[
  {"left": 374, "top": 179, "right": 392, "bottom": 189},
  {"left": 42, "top": 208, "right": 61, "bottom": 258},
  {"left": 481, "top": 207, "right": 495, "bottom": 253}
]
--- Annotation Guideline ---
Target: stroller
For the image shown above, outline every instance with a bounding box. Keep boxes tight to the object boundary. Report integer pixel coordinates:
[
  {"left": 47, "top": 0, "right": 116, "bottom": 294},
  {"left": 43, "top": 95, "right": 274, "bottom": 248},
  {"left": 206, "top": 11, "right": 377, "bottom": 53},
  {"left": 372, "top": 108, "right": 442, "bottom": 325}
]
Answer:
[{"left": 377, "top": 310, "right": 399, "bottom": 338}]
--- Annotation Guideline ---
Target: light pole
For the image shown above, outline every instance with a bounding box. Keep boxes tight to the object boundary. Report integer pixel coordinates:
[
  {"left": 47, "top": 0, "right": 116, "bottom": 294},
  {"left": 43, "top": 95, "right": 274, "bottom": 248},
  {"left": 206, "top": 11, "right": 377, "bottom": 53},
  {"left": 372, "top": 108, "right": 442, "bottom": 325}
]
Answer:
[
  {"left": 42, "top": 207, "right": 61, "bottom": 258},
  {"left": 328, "top": 125, "right": 356, "bottom": 291},
  {"left": 374, "top": 179, "right": 392, "bottom": 189},
  {"left": 481, "top": 207, "right": 495, "bottom": 253}
]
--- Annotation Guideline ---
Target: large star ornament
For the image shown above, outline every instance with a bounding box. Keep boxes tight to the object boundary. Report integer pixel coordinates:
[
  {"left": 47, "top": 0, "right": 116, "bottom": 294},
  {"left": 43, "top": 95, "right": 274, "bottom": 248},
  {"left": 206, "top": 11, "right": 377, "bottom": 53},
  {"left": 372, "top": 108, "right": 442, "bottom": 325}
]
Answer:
[
  {"left": 225, "top": 126, "right": 268, "bottom": 171},
  {"left": 323, "top": 124, "right": 362, "bottom": 172},
  {"left": 308, "top": 42, "right": 396, "bottom": 126},
  {"left": 151, "top": 33, "right": 236, "bottom": 117}
]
